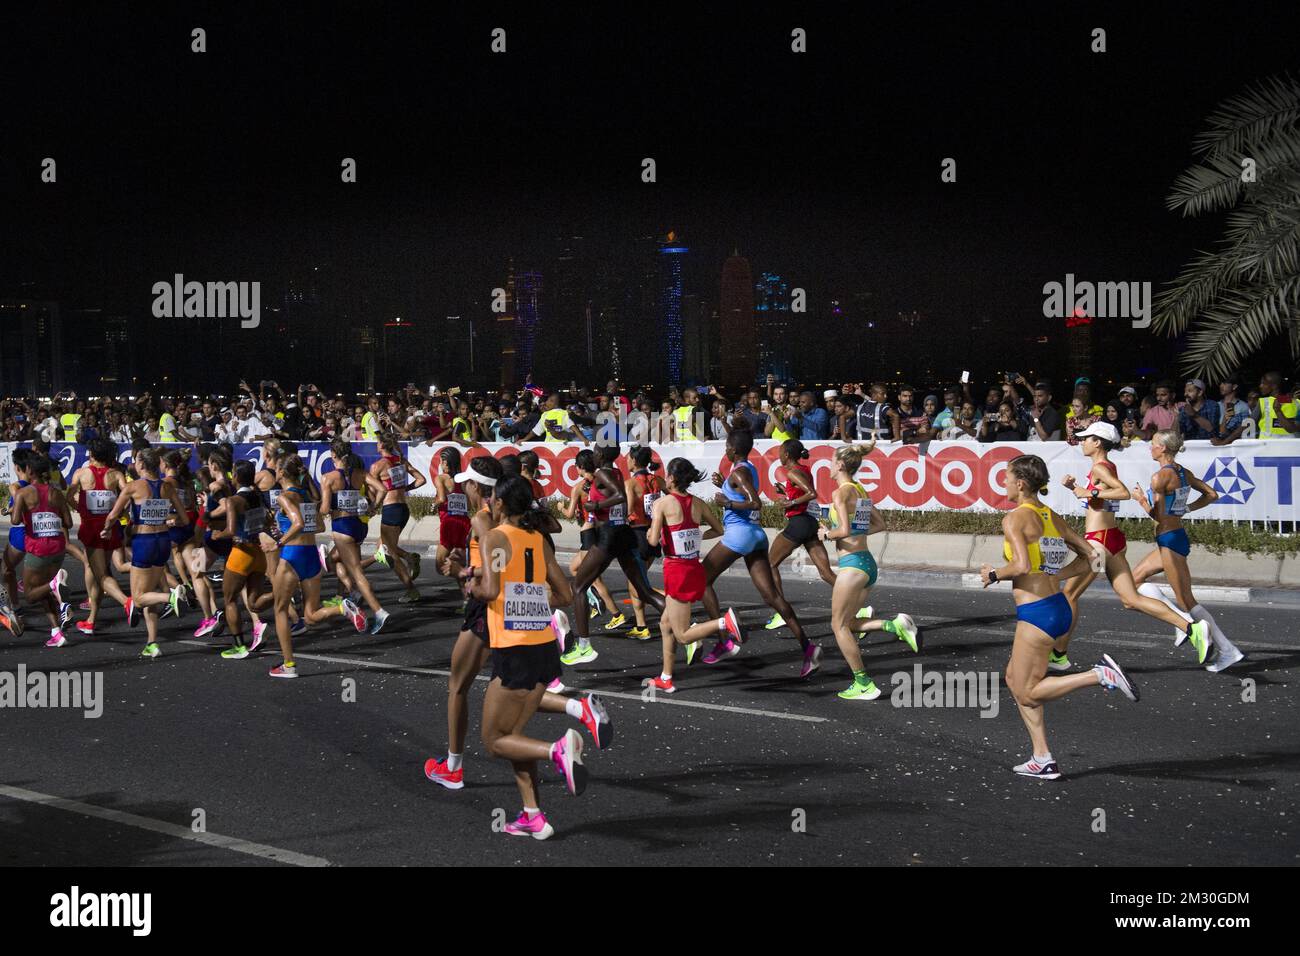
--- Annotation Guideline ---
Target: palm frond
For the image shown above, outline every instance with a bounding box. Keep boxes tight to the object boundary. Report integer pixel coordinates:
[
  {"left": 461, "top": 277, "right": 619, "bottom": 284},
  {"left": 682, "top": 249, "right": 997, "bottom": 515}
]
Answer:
[
  {"left": 1191, "top": 74, "right": 1300, "bottom": 158},
  {"left": 1178, "top": 276, "right": 1300, "bottom": 380}
]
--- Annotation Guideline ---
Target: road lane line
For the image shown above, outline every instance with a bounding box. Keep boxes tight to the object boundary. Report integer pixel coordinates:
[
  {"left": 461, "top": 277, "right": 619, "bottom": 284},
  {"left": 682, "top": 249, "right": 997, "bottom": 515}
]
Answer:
[{"left": 0, "top": 784, "right": 331, "bottom": 867}]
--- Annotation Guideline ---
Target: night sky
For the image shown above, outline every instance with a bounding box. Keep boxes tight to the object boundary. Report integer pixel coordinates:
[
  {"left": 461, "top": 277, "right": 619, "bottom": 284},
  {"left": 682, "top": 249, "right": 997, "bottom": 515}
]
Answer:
[{"left": 3, "top": 3, "right": 1297, "bottom": 384}]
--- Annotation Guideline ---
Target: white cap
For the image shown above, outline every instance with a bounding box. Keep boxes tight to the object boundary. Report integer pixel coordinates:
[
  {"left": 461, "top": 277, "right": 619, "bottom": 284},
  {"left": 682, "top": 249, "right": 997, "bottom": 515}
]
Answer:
[
  {"left": 454, "top": 468, "right": 496, "bottom": 487},
  {"left": 823, "top": 389, "right": 838, "bottom": 401},
  {"left": 1075, "top": 421, "right": 1120, "bottom": 444}
]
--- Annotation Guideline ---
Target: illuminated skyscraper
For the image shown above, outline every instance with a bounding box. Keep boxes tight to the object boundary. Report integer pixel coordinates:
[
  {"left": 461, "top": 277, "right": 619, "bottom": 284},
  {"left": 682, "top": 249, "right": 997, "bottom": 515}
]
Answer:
[
  {"left": 755, "top": 271, "right": 792, "bottom": 382},
  {"left": 515, "top": 271, "right": 543, "bottom": 381},
  {"left": 720, "top": 252, "right": 756, "bottom": 387},
  {"left": 498, "top": 261, "right": 517, "bottom": 390},
  {"left": 1065, "top": 307, "right": 1094, "bottom": 383},
  {"left": 659, "top": 232, "right": 688, "bottom": 384}
]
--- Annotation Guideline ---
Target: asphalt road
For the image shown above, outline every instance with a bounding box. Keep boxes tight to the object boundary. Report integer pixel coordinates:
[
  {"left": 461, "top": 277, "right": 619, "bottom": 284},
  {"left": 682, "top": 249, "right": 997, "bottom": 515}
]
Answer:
[{"left": 1, "top": 558, "right": 1296, "bottom": 867}]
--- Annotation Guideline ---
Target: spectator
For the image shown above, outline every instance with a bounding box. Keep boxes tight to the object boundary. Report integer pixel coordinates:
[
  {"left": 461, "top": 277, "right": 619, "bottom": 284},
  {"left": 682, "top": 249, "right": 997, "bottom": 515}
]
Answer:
[
  {"left": 979, "top": 401, "right": 1026, "bottom": 442},
  {"left": 1212, "top": 374, "right": 1252, "bottom": 446},
  {"left": 939, "top": 401, "right": 978, "bottom": 440},
  {"left": 1065, "top": 397, "right": 1100, "bottom": 445},
  {"left": 854, "top": 383, "right": 896, "bottom": 440},
  {"left": 894, "top": 386, "right": 931, "bottom": 443},
  {"left": 1114, "top": 386, "right": 1142, "bottom": 428},
  {"left": 1024, "top": 381, "right": 1062, "bottom": 441},
  {"left": 738, "top": 390, "right": 770, "bottom": 434},
  {"left": 1177, "top": 378, "right": 1220, "bottom": 440},
  {"left": 1141, "top": 381, "right": 1178, "bottom": 439},
  {"left": 1068, "top": 377, "right": 1104, "bottom": 420},
  {"left": 787, "top": 390, "right": 831, "bottom": 440}
]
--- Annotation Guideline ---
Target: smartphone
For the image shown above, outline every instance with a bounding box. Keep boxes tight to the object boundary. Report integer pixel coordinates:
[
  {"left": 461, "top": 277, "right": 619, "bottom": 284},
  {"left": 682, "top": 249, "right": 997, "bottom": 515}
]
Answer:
[
  {"left": 960, "top": 370, "right": 970, "bottom": 384},
  {"left": 761, "top": 400, "right": 770, "bottom": 410}
]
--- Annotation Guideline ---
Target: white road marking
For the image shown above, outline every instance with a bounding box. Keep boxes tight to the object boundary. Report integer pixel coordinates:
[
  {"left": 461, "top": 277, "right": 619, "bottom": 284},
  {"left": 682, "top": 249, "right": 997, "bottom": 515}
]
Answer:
[
  {"left": 0, "top": 784, "right": 331, "bottom": 867},
  {"left": 178, "top": 642, "right": 828, "bottom": 724}
]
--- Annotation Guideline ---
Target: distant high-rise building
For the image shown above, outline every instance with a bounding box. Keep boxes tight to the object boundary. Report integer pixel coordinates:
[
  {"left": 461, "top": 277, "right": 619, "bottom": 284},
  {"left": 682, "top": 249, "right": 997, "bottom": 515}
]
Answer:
[
  {"left": 755, "top": 271, "right": 792, "bottom": 383},
  {"left": 498, "top": 261, "right": 518, "bottom": 390},
  {"left": 515, "top": 271, "right": 543, "bottom": 382},
  {"left": 659, "top": 232, "right": 688, "bottom": 384},
  {"left": 0, "top": 298, "right": 63, "bottom": 396},
  {"left": 1065, "top": 307, "right": 1095, "bottom": 384},
  {"left": 720, "top": 253, "right": 757, "bottom": 387}
]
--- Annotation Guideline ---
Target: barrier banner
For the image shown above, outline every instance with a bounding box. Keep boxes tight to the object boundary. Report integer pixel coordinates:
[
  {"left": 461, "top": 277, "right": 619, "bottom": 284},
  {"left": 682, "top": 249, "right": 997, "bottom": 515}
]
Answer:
[{"left": 5, "top": 439, "right": 1297, "bottom": 521}]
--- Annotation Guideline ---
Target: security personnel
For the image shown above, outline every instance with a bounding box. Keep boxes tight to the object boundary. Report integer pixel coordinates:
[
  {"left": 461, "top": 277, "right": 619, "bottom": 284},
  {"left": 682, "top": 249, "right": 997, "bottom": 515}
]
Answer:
[{"left": 1258, "top": 372, "right": 1298, "bottom": 439}]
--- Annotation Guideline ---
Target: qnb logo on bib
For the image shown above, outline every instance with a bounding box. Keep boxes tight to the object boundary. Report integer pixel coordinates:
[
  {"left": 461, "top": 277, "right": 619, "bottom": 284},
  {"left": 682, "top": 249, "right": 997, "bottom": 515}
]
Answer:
[
  {"left": 671, "top": 527, "right": 701, "bottom": 559},
  {"left": 299, "top": 502, "right": 320, "bottom": 533},
  {"left": 504, "top": 582, "right": 552, "bottom": 630},
  {"left": 607, "top": 505, "right": 626, "bottom": 526},
  {"left": 335, "top": 490, "right": 361, "bottom": 515},
  {"left": 242, "top": 508, "right": 266, "bottom": 539},
  {"left": 1039, "top": 535, "right": 1068, "bottom": 575},
  {"left": 447, "top": 492, "right": 468, "bottom": 517},
  {"left": 387, "top": 464, "right": 408, "bottom": 488},
  {"left": 138, "top": 498, "right": 170, "bottom": 524},
  {"left": 32, "top": 511, "right": 63, "bottom": 537},
  {"left": 1203, "top": 457, "right": 1255, "bottom": 505},
  {"left": 86, "top": 490, "right": 115, "bottom": 515},
  {"left": 850, "top": 498, "right": 872, "bottom": 533}
]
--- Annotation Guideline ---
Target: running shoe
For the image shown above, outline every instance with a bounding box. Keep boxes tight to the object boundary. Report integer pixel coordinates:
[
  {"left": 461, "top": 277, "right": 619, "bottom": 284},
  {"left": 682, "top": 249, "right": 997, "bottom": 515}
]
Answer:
[
  {"left": 317, "top": 543, "right": 331, "bottom": 570},
  {"left": 221, "top": 644, "right": 250, "bottom": 660},
  {"left": 269, "top": 662, "right": 298, "bottom": 679},
  {"left": 838, "top": 677, "right": 881, "bottom": 701},
  {"left": 764, "top": 612, "right": 785, "bottom": 630},
  {"left": 585, "top": 587, "right": 604, "bottom": 616},
  {"left": 159, "top": 600, "right": 176, "bottom": 620},
  {"left": 290, "top": 618, "right": 306, "bottom": 637},
  {"left": 550, "top": 728, "right": 588, "bottom": 796},
  {"left": 800, "top": 643, "right": 823, "bottom": 678},
  {"left": 193, "top": 616, "right": 219, "bottom": 638},
  {"left": 579, "top": 693, "right": 613, "bottom": 749},
  {"left": 341, "top": 598, "right": 367, "bottom": 632},
  {"left": 206, "top": 571, "right": 223, "bottom": 585},
  {"left": 369, "top": 608, "right": 390, "bottom": 635},
  {"left": 373, "top": 544, "right": 390, "bottom": 567},
  {"left": 124, "top": 597, "right": 139, "bottom": 628},
  {"left": 423, "top": 757, "right": 465, "bottom": 791},
  {"left": 701, "top": 638, "right": 738, "bottom": 664},
  {"left": 684, "top": 641, "right": 701, "bottom": 666},
  {"left": 78, "top": 599, "right": 91, "bottom": 611},
  {"left": 0, "top": 612, "right": 16, "bottom": 637},
  {"left": 322, "top": 595, "right": 343, "bottom": 608},
  {"left": 1181, "top": 620, "right": 1212, "bottom": 664},
  {"left": 45, "top": 628, "right": 66, "bottom": 648},
  {"left": 409, "top": 552, "right": 421, "bottom": 579},
  {"left": 560, "top": 643, "right": 598, "bottom": 666},
  {"left": 723, "top": 608, "right": 744, "bottom": 644},
  {"left": 250, "top": 618, "right": 267, "bottom": 652},
  {"left": 626, "top": 626, "right": 652, "bottom": 640},
  {"left": 1047, "top": 650, "right": 1071, "bottom": 672},
  {"left": 1094, "top": 653, "right": 1139, "bottom": 702},
  {"left": 503, "top": 810, "right": 553, "bottom": 841},
  {"left": 59, "top": 602, "right": 73, "bottom": 628},
  {"left": 1013, "top": 757, "right": 1061, "bottom": 780},
  {"left": 182, "top": 584, "right": 196, "bottom": 608},
  {"left": 1206, "top": 646, "right": 1245, "bottom": 673},
  {"left": 643, "top": 675, "right": 676, "bottom": 694},
  {"left": 551, "top": 609, "right": 570, "bottom": 650},
  {"left": 855, "top": 605, "right": 875, "bottom": 621},
  {"left": 604, "top": 613, "right": 627, "bottom": 630},
  {"left": 399, "top": 587, "right": 420, "bottom": 604},
  {"left": 49, "top": 568, "right": 68, "bottom": 605},
  {"left": 887, "top": 613, "right": 920, "bottom": 653},
  {"left": 167, "top": 585, "right": 184, "bottom": 619},
  {"left": 140, "top": 642, "right": 160, "bottom": 659},
  {"left": 76, "top": 620, "right": 95, "bottom": 636},
  {"left": 547, "top": 677, "right": 567, "bottom": 693}
]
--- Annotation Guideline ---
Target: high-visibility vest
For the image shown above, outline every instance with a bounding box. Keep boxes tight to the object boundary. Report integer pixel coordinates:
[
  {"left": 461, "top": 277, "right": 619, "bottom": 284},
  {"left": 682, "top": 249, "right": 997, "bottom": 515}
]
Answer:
[
  {"left": 674, "top": 405, "right": 699, "bottom": 442},
  {"left": 60, "top": 413, "right": 81, "bottom": 442},
  {"left": 361, "top": 411, "right": 380, "bottom": 440},
  {"left": 1260, "top": 395, "right": 1297, "bottom": 438}
]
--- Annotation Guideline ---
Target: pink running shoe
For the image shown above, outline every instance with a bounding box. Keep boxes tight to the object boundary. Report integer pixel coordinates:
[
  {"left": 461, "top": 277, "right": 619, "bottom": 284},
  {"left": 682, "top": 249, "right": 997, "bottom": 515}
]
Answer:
[
  {"left": 578, "top": 693, "right": 612, "bottom": 749},
  {"left": 269, "top": 663, "right": 298, "bottom": 679},
  {"left": 547, "top": 677, "right": 567, "bottom": 693},
  {"left": 78, "top": 600, "right": 91, "bottom": 611},
  {"left": 504, "top": 810, "right": 554, "bottom": 840},
  {"left": 723, "top": 608, "right": 744, "bottom": 643},
  {"left": 701, "top": 638, "right": 738, "bottom": 664},
  {"left": 550, "top": 728, "right": 588, "bottom": 796},
  {"left": 45, "top": 628, "right": 67, "bottom": 648},
  {"left": 800, "top": 643, "right": 823, "bottom": 678},
  {"left": 341, "top": 598, "right": 367, "bottom": 632},
  {"left": 194, "top": 617, "right": 218, "bottom": 638},
  {"left": 76, "top": 621, "right": 95, "bottom": 635},
  {"left": 250, "top": 618, "right": 267, "bottom": 652},
  {"left": 49, "top": 568, "right": 68, "bottom": 605},
  {"left": 124, "top": 597, "right": 139, "bottom": 628},
  {"left": 424, "top": 757, "right": 465, "bottom": 791}
]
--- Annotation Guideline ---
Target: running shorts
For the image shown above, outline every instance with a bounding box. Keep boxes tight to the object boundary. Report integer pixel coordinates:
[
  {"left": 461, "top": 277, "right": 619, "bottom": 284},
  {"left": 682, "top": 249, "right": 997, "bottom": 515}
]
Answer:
[
  {"left": 579, "top": 528, "right": 598, "bottom": 551},
  {"left": 79, "top": 519, "right": 122, "bottom": 551},
  {"left": 7, "top": 526, "right": 24, "bottom": 552},
  {"left": 632, "top": 525, "right": 661, "bottom": 563},
  {"left": 837, "top": 549, "right": 878, "bottom": 586},
  {"left": 226, "top": 543, "right": 267, "bottom": 578},
  {"left": 132, "top": 531, "right": 172, "bottom": 569},
  {"left": 720, "top": 521, "right": 767, "bottom": 557},
  {"left": 1085, "top": 527, "right": 1127, "bottom": 556},
  {"left": 461, "top": 595, "right": 489, "bottom": 644},
  {"left": 663, "top": 557, "right": 706, "bottom": 602},
  {"left": 332, "top": 516, "right": 367, "bottom": 542},
  {"left": 168, "top": 522, "right": 196, "bottom": 547},
  {"left": 490, "top": 642, "right": 563, "bottom": 691},
  {"left": 1156, "top": 527, "right": 1191, "bottom": 557},
  {"left": 439, "top": 515, "right": 471, "bottom": 550},
  {"left": 780, "top": 513, "right": 821, "bottom": 546},
  {"left": 23, "top": 551, "right": 65, "bottom": 572},
  {"left": 1015, "top": 591, "right": 1073, "bottom": 639},
  {"left": 382, "top": 503, "right": 410, "bottom": 528},
  {"left": 204, "top": 530, "right": 233, "bottom": 559},
  {"left": 281, "top": 544, "right": 322, "bottom": 581},
  {"left": 594, "top": 522, "right": 636, "bottom": 558}
]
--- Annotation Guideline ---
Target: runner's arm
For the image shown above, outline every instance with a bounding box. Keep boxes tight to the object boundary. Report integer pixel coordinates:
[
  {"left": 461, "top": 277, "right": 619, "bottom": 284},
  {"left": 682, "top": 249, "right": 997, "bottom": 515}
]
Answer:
[
  {"left": 1185, "top": 472, "right": 1218, "bottom": 513},
  {"left": 468, "top": 528, "right": 507, "bottom": 602},
  {"left": 647, "top": 497, "right": 665, "bottom": 547},
  {"left": 696, "top": 496, "right": 724, "bottom": 539}
]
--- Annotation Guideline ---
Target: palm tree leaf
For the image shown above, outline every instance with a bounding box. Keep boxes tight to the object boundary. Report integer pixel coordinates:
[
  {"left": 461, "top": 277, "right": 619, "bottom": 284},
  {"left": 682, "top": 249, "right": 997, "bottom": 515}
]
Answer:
[{"left": 1192, "top": 74, "right": 1300, "bottom": 158}]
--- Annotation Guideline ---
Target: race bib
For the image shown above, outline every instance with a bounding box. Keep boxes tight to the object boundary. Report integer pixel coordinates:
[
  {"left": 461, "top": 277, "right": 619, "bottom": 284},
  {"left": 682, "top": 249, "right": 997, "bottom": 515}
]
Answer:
[
  {"left": 241, "top": 507, "right": 266, "bottom": 539},
  {"left": 32, "top": 511, "right": 63, "bottom": 537},
  {"left": 850, "top": 497, "right": 873, "bottom": 533},
  {"left": 1039, "top": 535, "right": 1069, "bottom": 575},
  {"left": 86, "top": 489, "right": 115, "bottom": 515},
  {"left": 805, "top": 501, "right": 822, "bottom": 520},
  {"left": 268, "top": 488, "right": 282, "bottom": 511},
  {"left": 299, "top": 502, "right": 321, "bottom": 534},
  {"left": 642, "top": 492, "right": 662, "bottom": 516},
  {"left": 175, "top": 486, "right": 195, "bottom": 510},
  {"left": 1170, "top": 485, "right": 1190, "bottom": 516},
  {"left": 503, "top": 581, "right": 553, "bottom": 631},
  {"left": 387, "top": 464, "right": 409, "bottom": 488},
  {"left": 138, "top": 498, "right": 170, "bottom": 524},
  {"left": 607, "top": 504, "right": 626, "bottom": 526},
  {"left": 446, "top": 492, "right": 469, "bottom": 517},
  {"left": 335, "top": 489, "right": 361, "bottom": 515},
  {"left": 670, "top": 526, "right": 701, "bottom": 560}
]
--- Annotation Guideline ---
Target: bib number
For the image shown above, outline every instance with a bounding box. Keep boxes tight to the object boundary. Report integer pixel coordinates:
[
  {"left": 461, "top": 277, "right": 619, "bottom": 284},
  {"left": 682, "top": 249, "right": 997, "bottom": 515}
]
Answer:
[
  {"left": 607, "top": 504, "right": 626, "bottom": 526},
  {"left": 1040, "top": 535, "right": 1068, "bottom": 575},
  {"left": 335, "top": 489, "right": 361, "bottom": 515},
  {"left": 503, "top": 581, "right": 553, "bottom": 631},
  {"left": 1170, "top": 485, "right": 1191, "bottom": 516},
  {"left": 86, "top": 490, "right": 115, "bottom": 515},
  {"left": 299, "top": 502, "right": 321, "bottom": 534},
  {"left": 387, "top": 464, "right": 408, "bottom": 488},
  {"left": 139, "top": 498, "right": 170, "bottom": 525},
  {"left": 642, "top": 492, "right": 661, "bottom": 516},
  {"left": 670, "top": 526, "right": 701, "bottom": 560},
  {"left": 447, "top": 492, "right": 469, "bottom": 517},
  {"left": 32, "top": 511, "right": 63, "bottom": 538},
  {"left": 850, "top": 498, "right": 872, "bottom": 534}
]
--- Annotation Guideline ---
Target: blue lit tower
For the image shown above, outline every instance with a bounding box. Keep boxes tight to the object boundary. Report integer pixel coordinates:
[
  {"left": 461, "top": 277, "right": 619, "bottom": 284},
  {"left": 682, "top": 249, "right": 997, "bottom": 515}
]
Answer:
[
  {"left": 755, "top": 271, "right": 792, "bottom": 382},
  {"left": 659, "top": 232, "right": 688, "bottom": 384},
  {"left": 515, "top": 271, "right": 543, "bottom": 381}
]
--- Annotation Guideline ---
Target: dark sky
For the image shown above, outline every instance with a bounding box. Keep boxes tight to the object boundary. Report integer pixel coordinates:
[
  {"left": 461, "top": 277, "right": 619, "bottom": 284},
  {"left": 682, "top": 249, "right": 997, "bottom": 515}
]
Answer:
[{"left": 3, "top": 3, "right": 1297, "bottom": 358}]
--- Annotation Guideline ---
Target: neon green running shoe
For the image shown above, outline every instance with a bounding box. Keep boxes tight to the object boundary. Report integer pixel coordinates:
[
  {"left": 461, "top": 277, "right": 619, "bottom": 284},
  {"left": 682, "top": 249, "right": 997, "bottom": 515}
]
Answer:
[
  {"left": 1187, "top": 620, "right": 1211, "bottom": 665},
  {"left": 1048, "top": 650, "right": 1071, "bottom": 672},
  {"left": 764, "top": 613, "right": 786, "bottom": 630},
  {"left": 373, "top": 545, "right": 390, "bottom": 568},
  {"left": 839, "top": 678, "right": 881, "bottom": 701},
  {"left": 685, "top": 640, "right": 701, "bottom": 665},
  {"left": 855, "top": 605, "right": 875, "bottom": 621},
  {"left": 168, "top": 586, "right": 183, "bottom": 618},
  {"left": 140, "top": 643, "right": 160, "bottom": 659},
  {"left": 561, "top": 643, "right": 599, "bottom": 666},
  {"left": 322, "top": 596, "right": 343, "bottom": 608},
  {"left": 222, "top": 644, "right": 250, "bottom": 660},
  {"left": 883, "top": 613, "right": 920, "bottom": 653}
]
